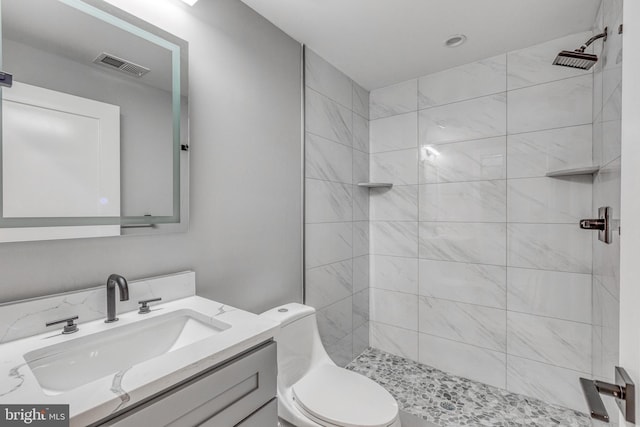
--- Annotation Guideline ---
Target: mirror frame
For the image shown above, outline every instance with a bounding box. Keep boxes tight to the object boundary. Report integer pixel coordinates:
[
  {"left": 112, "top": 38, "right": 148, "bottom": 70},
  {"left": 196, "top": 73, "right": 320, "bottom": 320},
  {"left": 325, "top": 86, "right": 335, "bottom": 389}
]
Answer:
[{"left": 0, "top": 0, "right": 189, "bottom": 231}]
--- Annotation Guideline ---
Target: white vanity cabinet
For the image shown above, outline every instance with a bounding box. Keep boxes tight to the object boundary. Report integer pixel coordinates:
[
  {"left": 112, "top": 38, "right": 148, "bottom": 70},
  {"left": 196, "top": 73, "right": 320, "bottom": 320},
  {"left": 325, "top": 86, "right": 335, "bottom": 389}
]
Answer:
[{"left": 94, "top": 341, "right": 277, "bottom": 427}]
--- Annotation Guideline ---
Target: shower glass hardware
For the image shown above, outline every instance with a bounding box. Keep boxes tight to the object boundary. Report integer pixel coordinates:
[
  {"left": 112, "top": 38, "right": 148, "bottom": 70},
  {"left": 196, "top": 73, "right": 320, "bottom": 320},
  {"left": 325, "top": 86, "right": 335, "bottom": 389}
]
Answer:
[
  {"left": 580, "top": 367, "right": 635, "bottom": 423},
  {"left": 580, "top": 206, "right": 612, "bottom": 244},
  {"left": 0, "top": 71, "right": 13, "bottom": 87}
]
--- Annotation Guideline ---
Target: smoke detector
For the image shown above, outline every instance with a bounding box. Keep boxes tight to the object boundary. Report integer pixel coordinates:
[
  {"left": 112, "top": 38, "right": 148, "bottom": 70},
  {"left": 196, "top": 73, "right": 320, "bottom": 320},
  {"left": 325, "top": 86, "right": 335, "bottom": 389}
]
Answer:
[{"left": 93, "top": 53, "right": 150, "bottom": 78}]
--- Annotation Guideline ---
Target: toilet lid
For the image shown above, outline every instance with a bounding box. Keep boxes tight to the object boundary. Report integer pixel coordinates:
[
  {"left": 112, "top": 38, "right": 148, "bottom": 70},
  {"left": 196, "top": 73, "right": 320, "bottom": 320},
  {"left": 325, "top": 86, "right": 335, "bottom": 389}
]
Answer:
[{"left": 292, "top": 365, "right": 398, "bottom": 427}]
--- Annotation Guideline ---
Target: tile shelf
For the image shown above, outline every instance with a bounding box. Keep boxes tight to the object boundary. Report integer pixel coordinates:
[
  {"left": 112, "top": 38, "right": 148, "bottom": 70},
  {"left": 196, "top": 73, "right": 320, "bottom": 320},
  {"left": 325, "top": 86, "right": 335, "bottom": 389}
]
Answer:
[
  {"left": 545, "top": 166, "right": 600, "bottom": 177},
  {"left": 357, "top": 182, "right": 394, "bottom": 188}
]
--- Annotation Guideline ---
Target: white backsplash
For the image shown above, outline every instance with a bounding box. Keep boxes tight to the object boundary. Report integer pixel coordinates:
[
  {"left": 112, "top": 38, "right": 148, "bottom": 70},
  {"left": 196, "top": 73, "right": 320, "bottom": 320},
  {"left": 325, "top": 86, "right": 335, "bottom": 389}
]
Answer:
[{"left": 0, "top": 271, "right": 195, "bottom": 344}]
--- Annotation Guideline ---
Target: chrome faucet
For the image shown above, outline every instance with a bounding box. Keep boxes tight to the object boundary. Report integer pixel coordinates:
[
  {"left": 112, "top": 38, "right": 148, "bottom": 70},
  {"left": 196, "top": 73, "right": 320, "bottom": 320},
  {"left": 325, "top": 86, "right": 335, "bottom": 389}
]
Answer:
[{"left": 105, "top": 274, "right": 129, "bottom": 323}]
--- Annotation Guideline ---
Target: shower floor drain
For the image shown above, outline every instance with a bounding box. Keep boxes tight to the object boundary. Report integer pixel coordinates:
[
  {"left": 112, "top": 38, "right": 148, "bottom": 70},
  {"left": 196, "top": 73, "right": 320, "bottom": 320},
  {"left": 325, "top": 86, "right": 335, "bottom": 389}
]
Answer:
[{"left": 439, "top": 401, "right": 456, "bottom": 411}]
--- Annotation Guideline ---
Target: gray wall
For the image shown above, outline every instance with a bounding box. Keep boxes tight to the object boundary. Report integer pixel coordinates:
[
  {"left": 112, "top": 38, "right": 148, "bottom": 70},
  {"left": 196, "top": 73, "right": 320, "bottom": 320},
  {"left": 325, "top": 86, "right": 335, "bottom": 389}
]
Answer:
[
  {"left": 303, "top": 48, "right": 370, "bottom": 366},
  {"left": 0, "top": 0, "right": 303, "bottom": 314}
]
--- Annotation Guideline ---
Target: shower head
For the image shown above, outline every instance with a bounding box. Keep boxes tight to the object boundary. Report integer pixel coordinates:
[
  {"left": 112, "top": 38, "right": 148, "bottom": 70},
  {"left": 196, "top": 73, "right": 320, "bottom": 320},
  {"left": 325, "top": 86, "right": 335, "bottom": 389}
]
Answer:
[
  {"left": 553, "top": 50, "right": 599, "bottom": 70},
  {"left": 553, "top": 27, "right": 608, "bottom": 70}
]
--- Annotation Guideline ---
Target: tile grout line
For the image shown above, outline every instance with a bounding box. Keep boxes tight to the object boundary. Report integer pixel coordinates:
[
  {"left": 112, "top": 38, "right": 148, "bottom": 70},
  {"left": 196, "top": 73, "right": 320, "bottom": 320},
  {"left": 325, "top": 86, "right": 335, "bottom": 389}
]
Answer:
[
  {"left": 305, "top": 85, "right": 354, "bottom": 117},
  {"left": 362, "top": 84, "right": 371, "bottom": 356},
  {"left": 371, "top": 286, "right": 593, "bottom": 324},
  {"left": 592, "top": 12, "right": 605, "bottom": 380},
  {"left": 367, "top": 88, "right": 374, "bottom": 352},
  {"left": 369, "top": 252, "right": 592, "bottom": 272},
  {"left": 369, "top": 122, "right": 594, "bottom": 155},
  {"left": 306, "top": 129, "right": 369, "bottom": 154},
  {"left": 370, "top": 320, "right": 592, "bottom": 375},
  {"left": 370, "top": 72, "right": 593, "bottom": 122},
  {"left": 590, "top": 32, "right": 597, "bottom": 379},
  {"left": 350, "top": 78, "right": 356, "bottom": 362},
  {"left": 415, "top": 80, "right": 421, "bottom": 361},
  {"left": 370, "top": 320, "right": 592, "bottom": 376},
  {"left": 369, "top": 253, "right": 591, "bottom": 275},
  {"left": 368, "top": 220, "right": 587, "bottom": 225},
  {"left": 505, "top": 50, "right": 510, "bottom": 389}
]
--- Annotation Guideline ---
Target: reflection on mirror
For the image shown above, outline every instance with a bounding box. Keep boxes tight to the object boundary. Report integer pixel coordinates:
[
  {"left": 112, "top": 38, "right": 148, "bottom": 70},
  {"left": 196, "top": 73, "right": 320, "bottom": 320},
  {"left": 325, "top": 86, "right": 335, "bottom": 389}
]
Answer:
[{"left": 0, "top": 0, "right": 189, "bottom": 242}]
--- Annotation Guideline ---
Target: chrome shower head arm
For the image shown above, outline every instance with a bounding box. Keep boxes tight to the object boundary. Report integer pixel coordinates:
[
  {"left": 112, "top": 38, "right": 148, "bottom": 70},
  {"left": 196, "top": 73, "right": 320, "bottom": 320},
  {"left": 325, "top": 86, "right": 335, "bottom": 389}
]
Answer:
[{"left": 578, "top": 27, "right": 608, "bottom": 52}]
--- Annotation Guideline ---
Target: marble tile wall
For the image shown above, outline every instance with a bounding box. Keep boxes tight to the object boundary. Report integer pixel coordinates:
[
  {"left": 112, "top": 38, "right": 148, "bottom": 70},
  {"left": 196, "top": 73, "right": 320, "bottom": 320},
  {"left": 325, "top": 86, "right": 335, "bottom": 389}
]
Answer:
[
  {"left": 304, "top": 48, "right": 370, "bottom": 366},
  {"left": 368, "top": 31, "right": 600, "bottom": 412},
  {"left": 591, "top": 0, "right": 623, "bottom": 425}
]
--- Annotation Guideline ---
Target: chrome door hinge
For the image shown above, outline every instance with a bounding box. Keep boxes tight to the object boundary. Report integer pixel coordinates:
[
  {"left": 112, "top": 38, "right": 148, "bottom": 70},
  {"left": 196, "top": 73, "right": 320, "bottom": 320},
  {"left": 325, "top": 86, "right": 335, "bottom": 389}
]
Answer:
[{"left": 581, "top": 367, "right": 635, "bottom": 423}]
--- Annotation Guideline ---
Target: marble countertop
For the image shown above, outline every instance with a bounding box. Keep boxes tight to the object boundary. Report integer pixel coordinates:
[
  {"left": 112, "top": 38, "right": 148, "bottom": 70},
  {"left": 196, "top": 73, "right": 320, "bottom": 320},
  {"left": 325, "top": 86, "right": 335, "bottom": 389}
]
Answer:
[{"left": 0, "top": 295, "right": 279, "bottom": 427}]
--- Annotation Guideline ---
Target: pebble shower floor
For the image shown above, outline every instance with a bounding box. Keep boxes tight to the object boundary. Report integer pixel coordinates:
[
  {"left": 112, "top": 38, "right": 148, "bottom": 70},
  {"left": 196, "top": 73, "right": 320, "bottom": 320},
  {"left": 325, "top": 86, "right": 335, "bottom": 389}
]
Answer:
[{"left": 346, "top": 348, "right": 592, "bottom": 427}]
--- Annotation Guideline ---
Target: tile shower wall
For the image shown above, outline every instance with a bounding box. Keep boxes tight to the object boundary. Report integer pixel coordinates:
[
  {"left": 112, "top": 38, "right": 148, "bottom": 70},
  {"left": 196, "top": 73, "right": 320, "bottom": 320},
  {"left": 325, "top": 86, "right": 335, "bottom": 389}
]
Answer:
[
  {"left": 304, "top": 48, "right": 370, "bottom": 366},
  {"left": 368, "top": 33, "right": 598, "bottom": 412},
  {"left": 592, "top": 0, "right": 623, "bottom": 424}
]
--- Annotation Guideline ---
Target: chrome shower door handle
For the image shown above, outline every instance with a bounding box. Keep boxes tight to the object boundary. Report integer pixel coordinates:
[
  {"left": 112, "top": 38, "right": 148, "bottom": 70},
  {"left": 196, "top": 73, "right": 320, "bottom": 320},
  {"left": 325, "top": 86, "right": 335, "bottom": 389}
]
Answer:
[
  {"left": 580, "top": 219, "right": 605, "bottom": 230},
  {"left": 579, "top": 206, "right": 612, "bottom": 244}
]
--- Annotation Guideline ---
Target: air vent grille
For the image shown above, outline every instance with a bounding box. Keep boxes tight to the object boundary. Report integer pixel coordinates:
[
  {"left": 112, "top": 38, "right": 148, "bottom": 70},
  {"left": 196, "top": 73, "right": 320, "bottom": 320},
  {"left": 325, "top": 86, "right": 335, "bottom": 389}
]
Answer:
[{"left": 93, "top": 53, "right": 150, "bottom": 78}]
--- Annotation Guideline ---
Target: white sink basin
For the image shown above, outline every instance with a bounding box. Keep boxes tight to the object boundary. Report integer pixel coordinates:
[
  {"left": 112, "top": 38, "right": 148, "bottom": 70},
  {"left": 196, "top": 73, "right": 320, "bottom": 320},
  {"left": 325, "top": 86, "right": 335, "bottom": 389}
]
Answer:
[{"left": 24, "top": 309, "right": 230, "bottom": 395}]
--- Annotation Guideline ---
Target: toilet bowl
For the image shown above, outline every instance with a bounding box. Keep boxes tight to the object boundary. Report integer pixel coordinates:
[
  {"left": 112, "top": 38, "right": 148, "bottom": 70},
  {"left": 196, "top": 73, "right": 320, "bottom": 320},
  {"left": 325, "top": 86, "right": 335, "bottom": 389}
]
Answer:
[{"left": 262, "top": 303, "right": 401, "bottom": 427}]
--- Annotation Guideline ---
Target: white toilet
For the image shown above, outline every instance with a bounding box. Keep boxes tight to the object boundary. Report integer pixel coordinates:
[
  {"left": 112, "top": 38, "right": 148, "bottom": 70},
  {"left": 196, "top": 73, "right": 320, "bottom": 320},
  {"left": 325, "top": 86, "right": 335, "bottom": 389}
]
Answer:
[{"left": 261, "top": 303, "right": 401, "bottom": 427}]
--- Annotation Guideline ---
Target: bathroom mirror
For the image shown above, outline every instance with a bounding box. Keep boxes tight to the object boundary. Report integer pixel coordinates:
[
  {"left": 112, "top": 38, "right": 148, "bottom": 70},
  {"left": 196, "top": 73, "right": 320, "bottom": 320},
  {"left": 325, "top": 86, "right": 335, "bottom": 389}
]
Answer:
[{"left": 0, "top": 0, "right": 188, "bottom": 242}]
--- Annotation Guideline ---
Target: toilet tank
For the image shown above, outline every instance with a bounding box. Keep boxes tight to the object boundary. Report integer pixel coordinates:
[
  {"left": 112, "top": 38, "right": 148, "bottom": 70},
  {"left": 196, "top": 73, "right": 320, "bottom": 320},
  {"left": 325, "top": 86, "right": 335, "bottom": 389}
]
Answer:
[{"left": 261, "top": 303, "right": 333, "bottom": 388}]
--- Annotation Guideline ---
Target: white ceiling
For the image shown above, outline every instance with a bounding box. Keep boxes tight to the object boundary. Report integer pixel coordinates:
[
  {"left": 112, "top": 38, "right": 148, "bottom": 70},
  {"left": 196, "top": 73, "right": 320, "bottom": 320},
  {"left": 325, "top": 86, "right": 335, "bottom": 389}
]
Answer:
[{"left": 240, "top": 0, "right": 601, "bottom": 90}]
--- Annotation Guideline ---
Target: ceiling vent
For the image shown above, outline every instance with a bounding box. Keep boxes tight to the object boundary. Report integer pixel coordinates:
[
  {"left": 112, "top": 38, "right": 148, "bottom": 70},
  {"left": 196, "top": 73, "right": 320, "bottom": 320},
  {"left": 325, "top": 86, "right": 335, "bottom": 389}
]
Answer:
[{"left": 93, "top": 53, "right": 150, "bottom": 78}]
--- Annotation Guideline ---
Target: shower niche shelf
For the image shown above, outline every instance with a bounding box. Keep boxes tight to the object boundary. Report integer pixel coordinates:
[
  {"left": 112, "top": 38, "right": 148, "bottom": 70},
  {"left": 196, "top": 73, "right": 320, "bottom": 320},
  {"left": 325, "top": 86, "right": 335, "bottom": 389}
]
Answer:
[
  {"left": 357, "top": 182, "right": 393, "bottom": 188},
  {"left": 545, "top": 166, "right": 600, "bottom": 177}
]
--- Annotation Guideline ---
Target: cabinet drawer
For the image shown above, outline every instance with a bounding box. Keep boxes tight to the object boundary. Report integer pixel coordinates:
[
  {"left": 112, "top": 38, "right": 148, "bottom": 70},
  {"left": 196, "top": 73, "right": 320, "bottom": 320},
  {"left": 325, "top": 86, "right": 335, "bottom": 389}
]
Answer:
[
  {"left": 98, "top": 341, "right": 276, "bottom": 427},
  {"left": 231, "top": 399, "right": 277, "bottom": 427}
]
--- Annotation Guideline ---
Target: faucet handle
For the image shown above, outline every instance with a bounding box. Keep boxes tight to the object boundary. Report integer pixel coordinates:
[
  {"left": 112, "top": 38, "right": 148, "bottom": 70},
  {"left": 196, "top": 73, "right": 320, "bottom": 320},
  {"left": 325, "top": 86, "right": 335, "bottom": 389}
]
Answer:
[
  {"left": 138, "top": 297, "right": 162, "bottom": 314},
  {"left": 46, "top": 315, "right": 79, "bottom": 334}
]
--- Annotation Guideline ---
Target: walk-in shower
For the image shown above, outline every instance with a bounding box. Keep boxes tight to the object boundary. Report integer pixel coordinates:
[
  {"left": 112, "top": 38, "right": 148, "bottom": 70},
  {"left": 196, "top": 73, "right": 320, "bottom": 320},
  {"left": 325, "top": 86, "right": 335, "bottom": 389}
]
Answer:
[{"left": 302, "top": 0, "right": 623, "bottom": 424}]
